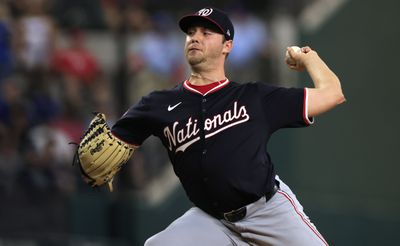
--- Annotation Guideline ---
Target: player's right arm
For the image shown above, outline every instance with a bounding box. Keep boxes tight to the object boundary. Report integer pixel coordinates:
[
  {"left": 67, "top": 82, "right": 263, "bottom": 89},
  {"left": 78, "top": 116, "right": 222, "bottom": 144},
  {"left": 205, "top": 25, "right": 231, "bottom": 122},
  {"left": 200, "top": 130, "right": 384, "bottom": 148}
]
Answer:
[{"left": 286, "top": 46, "right": 346, "bottom": 117}]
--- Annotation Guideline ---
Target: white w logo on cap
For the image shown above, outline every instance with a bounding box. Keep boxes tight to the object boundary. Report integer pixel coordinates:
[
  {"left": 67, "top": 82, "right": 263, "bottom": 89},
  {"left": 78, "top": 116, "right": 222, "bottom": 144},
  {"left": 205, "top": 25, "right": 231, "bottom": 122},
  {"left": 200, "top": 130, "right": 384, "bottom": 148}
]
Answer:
[{"left": 197, "top": 8, "right": 213, "bottom": 16}]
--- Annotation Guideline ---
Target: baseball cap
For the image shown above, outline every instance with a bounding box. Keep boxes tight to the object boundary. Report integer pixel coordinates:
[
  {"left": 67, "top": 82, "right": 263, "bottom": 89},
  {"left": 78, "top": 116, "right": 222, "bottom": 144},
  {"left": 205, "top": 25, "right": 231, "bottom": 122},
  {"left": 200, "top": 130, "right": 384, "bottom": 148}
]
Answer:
[{"left": 179, "top": 7, "right": 234, "bottom": 41}]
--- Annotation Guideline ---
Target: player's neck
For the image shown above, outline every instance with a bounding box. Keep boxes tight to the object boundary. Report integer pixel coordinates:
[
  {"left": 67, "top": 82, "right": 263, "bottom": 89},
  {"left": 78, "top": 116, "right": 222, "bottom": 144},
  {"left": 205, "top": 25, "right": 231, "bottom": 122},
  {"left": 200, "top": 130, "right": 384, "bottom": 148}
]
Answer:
[{"left": 189, "top": 71, "right": 227, "bottom": 86}]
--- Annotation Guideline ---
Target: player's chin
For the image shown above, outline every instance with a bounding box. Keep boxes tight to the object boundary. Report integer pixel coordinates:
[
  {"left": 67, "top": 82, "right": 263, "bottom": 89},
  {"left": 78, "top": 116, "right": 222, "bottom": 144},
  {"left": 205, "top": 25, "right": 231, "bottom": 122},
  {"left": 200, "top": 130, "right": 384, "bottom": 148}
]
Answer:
[{"left": 186, "top": 55, "right": 204, "bottom": 66}]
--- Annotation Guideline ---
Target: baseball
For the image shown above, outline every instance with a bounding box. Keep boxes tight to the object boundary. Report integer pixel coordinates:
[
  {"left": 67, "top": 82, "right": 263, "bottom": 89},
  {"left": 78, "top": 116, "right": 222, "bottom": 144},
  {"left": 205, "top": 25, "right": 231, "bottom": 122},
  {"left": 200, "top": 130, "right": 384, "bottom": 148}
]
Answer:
[
  {"left": 286, "top": 46, "right": 301, "bottom": 57},
  {"left": 285, "top": 46, "right": 302, "bottom": 65}
]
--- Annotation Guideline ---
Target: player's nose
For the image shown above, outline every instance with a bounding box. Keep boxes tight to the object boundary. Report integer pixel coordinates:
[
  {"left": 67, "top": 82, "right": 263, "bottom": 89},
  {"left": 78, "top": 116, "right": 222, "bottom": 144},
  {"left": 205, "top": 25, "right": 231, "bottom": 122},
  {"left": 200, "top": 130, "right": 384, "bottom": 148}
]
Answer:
[
  {"left": 189, "top": 36, "right": 199, "bottom": 44},
  {"left": 189, "top": 29, "right": 203, "bottom": 42}
]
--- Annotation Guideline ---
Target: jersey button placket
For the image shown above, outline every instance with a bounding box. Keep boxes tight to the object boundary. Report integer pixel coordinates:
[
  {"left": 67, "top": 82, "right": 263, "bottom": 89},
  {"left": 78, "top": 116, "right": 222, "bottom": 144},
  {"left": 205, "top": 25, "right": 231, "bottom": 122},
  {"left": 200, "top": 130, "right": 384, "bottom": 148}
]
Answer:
[
  {"left": 201, "top": 97, "right": 207, "bottom": 157},
  {"left": 200, "top": 96, "right": 209, "bottom": 188},
  {"left": 200, "top": 96, "right": 207, "bottom": 157},
  {"left": 201, "top": 97, "right": 207, "bottom": 113}
]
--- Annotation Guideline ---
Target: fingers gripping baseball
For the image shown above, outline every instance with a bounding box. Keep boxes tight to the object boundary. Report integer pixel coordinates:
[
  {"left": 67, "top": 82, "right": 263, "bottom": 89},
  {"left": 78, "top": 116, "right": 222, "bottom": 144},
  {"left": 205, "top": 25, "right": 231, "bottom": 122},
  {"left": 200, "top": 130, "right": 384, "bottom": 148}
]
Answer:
[{"left": 285, "top": 46, "right": 312, "bottom": 71}]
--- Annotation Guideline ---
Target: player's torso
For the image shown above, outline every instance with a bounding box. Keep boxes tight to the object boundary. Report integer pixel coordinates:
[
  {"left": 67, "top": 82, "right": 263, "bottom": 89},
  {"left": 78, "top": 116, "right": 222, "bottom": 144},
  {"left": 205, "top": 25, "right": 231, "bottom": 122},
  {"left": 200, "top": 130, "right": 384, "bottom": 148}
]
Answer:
[{"left": 145, "top": 82, "right": 275, "bottom": 211}]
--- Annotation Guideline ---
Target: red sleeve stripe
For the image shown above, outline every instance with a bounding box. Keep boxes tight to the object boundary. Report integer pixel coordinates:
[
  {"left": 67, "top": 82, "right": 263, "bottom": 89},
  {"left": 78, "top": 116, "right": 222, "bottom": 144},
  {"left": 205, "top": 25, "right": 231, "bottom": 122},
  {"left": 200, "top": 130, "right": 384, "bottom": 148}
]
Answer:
[{"left": 303, "top": 88, "right": 314, "bottom": 126}]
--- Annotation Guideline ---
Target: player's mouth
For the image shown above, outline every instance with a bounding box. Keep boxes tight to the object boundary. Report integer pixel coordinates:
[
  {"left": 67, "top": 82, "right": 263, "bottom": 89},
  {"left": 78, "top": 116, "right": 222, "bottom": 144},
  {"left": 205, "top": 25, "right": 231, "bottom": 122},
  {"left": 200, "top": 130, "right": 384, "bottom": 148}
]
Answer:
[
  {"left": 188, "top": 48, "right": 200, "bottom": 52},
  {"left": 187, "top": 46, "right": 201, "bottom": 53}
]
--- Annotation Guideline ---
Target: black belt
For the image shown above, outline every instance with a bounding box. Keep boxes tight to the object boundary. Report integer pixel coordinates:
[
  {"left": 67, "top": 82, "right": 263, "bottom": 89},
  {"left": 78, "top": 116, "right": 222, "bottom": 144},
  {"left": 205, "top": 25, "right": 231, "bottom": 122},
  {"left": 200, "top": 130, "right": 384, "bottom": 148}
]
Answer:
[{"left": 222, "top": 184, "right": 279, "bottom": 223}]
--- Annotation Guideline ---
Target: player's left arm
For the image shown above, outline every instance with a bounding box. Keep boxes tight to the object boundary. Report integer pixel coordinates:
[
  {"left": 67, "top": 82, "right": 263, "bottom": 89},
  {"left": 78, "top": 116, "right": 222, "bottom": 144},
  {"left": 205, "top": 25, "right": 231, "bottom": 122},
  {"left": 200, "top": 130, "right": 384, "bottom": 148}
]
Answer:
[{"left": 286, "top": 46, "right": 346, "bottom": 117}]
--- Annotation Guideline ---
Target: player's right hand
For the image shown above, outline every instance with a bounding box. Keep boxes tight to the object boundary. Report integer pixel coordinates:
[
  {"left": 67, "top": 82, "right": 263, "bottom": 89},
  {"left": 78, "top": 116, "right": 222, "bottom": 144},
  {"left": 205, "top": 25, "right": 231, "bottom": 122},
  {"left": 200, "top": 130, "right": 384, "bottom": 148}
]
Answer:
[{"left": 285, "top": 46, "right": 314, "bottom": 72}]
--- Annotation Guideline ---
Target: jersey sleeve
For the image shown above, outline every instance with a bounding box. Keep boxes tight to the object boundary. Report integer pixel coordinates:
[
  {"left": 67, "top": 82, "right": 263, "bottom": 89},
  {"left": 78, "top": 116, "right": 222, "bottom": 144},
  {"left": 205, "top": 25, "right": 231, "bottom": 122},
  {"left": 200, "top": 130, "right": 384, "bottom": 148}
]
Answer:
[
  {"left": 111, "top": 96, "right": 154, "bottom": 146},
  {"left": 257, "top": 83, "right": 314, "bottom": 132}
]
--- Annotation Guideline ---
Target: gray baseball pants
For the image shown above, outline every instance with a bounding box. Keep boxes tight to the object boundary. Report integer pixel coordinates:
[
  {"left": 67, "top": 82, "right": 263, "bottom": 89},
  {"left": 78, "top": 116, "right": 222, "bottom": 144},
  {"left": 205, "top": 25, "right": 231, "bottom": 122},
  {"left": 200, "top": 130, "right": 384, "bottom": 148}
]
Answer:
[{"left": 144, "top": 176, "right": 328, "bottom": 246}]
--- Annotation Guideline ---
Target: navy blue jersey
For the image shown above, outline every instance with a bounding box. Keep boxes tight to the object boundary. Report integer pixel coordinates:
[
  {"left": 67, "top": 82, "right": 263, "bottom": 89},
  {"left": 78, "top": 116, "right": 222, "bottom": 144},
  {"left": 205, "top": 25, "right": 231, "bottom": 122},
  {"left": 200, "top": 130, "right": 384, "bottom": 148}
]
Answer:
[{"left": 112, "top": 80, "right": 312, "bottom": 216}]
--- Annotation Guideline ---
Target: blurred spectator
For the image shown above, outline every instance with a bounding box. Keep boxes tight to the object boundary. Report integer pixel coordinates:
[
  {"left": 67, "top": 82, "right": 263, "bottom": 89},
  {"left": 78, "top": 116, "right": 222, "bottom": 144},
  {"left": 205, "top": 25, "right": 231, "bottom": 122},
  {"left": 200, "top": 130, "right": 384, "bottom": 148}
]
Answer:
[
  {"left": 127, "top": 11, "right": 185, "bottom": 103},
  {"left": 127, "top": 11, "right": 183, "bottom": 77},
  {"left": 226, "top": 6, "right": 273, "bottom": 82},
  {"left": 53, "top": 0, "right": 106, "bottom": 30},
  {"left": 0, "top": 76, "right": 30, "bottom": 150},
  {"left": 17, "top": 129, "right": 57, "bottom": 197},
  {"left": 0, "top": 76, "right": 31, "bottom": 197},
  {"left": 25, "top": 69, "right": 61, "bottom": 125},
  {"left": 52, "top": 29, "right": 99, "bottom": 85},
  {"left": 17, "top": 122, "right": 76, "bottom": 196},
  {"left": 51, "top": 28, "right": 102, "bottom": 118},
  {"left": 101, "top": 0, "right": 122, "bottom": 31},
  {"left": 125, "top": 4, "right": 152, "bottom": 33},
  {"left": 0, "top": 78, "right": 26, "bottom": 194},
  {"left": 13, "top": 0, "right": 56, "bottom": 72},
  {"left": 7, "top": 0, "right": 26, "bottom": 19},
  {"left": 89, "top": 77, "right": 118, "bottom": 122},
  {"left": 100, "top": 0, "right": 152, "bottom": 32},
  {"left": 0, "top": 1, "right": 13, "bottom": 82},
  {"left": 50, "top": 101, "right": 84, "bottom": 146}
]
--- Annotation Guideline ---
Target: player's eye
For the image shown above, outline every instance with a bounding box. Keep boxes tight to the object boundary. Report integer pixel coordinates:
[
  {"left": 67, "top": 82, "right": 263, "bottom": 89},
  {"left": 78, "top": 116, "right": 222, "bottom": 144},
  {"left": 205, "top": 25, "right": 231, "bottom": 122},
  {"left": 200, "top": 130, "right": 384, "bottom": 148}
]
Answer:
[{"left": 203, "top": 29, "right": 214, "bottom": 35}]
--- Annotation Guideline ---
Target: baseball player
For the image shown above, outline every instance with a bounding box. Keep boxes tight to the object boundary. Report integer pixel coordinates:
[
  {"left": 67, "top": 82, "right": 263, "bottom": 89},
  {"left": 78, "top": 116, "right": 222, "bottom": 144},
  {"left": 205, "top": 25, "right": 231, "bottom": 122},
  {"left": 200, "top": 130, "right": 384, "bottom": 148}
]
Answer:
[{"left": 76, "top": 7, "right": 345, "bottom": 246}]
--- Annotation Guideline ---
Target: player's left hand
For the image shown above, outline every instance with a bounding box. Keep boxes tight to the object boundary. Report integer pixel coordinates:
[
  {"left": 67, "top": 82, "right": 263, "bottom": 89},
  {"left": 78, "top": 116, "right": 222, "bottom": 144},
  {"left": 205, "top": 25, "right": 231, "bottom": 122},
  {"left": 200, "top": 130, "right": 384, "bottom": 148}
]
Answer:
[
  {"left": 285, "top": 46, "right": 314, "bottom": 71},
  {"left": 72, "top": 112, "right": 135, "bottom": 191}
]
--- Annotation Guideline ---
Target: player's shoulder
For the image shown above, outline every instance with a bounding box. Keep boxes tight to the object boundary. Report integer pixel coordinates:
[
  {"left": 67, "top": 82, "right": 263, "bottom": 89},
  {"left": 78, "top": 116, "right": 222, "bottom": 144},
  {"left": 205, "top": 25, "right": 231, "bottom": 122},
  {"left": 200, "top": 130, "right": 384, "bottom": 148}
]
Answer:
[{"left": 141, "top": 82, "right": 183, "bottom": 101}]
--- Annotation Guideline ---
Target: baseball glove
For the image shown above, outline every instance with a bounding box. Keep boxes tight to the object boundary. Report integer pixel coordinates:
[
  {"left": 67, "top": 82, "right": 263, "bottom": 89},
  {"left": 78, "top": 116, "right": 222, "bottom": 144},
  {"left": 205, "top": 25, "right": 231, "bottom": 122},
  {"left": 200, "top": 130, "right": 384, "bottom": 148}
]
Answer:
[{"left": 72, "top": 112, "right": 135, "bottom": 191}]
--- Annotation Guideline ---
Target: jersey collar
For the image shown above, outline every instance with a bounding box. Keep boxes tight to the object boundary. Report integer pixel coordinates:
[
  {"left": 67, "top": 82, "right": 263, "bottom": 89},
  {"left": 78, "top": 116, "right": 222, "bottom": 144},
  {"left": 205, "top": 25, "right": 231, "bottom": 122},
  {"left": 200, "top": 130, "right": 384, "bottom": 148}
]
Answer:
[{"left": 183, "top": 79, "right": 230, "bottom": 96}]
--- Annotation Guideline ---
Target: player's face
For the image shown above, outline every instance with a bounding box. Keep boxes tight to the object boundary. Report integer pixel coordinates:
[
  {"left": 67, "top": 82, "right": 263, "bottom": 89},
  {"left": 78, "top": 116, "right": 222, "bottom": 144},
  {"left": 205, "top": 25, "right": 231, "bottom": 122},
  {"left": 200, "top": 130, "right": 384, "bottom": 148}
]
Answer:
[{"left": 184, "top": 25, "right": 228, "bottom": 67}]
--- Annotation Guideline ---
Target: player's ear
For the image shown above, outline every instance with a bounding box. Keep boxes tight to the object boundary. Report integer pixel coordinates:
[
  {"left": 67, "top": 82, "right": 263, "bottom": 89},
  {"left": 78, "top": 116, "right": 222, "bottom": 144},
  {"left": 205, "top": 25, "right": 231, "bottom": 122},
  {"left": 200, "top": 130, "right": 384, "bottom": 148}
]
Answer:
[{"left": 222, "top": 39, "right": 233, "bottom": 55}]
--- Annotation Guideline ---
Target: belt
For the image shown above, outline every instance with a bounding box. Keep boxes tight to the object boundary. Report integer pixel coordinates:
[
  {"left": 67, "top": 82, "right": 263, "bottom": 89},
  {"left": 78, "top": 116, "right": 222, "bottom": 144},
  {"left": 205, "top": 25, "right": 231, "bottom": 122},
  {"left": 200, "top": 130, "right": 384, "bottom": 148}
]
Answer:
[{"left": 222, "top": 184, "right": 279, "bottom": 223}]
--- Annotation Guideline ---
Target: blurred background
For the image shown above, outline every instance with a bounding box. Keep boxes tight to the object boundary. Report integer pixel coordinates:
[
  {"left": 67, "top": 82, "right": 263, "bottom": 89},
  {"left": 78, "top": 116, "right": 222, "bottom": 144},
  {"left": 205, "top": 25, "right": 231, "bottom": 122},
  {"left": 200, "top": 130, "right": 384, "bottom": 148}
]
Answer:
[{"left": 0, "top": 0, "right": 399, "bottom": 245}]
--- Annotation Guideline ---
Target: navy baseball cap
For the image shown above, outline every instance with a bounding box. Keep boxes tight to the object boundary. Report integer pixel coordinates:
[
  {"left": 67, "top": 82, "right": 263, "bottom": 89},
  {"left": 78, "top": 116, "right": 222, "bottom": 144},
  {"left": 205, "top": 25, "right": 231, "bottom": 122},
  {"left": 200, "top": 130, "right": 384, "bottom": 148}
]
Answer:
[{"left": 179, "top": 7, "right": 234, "bottom": 41}]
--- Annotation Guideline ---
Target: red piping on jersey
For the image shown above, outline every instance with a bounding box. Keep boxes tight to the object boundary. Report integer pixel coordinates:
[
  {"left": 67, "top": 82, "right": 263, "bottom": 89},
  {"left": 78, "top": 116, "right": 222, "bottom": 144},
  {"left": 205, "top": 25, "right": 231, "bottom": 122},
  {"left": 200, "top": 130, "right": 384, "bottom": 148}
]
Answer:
[
  {"left": 277, "top": 190, "right": 329, "bottom": 246},
  {"left": 303, "top": 88, "right": 314, "bottom": 126},
  {"left": 183, "top": 79, "right": 230, "bottom": 96}
]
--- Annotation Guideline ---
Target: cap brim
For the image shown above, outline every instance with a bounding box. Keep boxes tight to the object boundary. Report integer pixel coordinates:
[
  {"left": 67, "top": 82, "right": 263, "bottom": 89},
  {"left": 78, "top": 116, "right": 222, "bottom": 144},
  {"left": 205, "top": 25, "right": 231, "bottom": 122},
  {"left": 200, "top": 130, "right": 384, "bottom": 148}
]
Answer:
[{"left": 179, "top": 15, "right": 225, "bottom": 35}]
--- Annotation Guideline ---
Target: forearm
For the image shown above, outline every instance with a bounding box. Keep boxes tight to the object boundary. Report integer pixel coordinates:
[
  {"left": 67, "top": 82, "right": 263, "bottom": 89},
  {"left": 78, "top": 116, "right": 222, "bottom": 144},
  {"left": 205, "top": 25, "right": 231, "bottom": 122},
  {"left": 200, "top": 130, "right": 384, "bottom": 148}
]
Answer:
[
  {"left": 304, "top": 52, "right": 346, "bottom": 116},
  {"left": 305, "top": 54, "right": 340, "bottom": 89}
]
